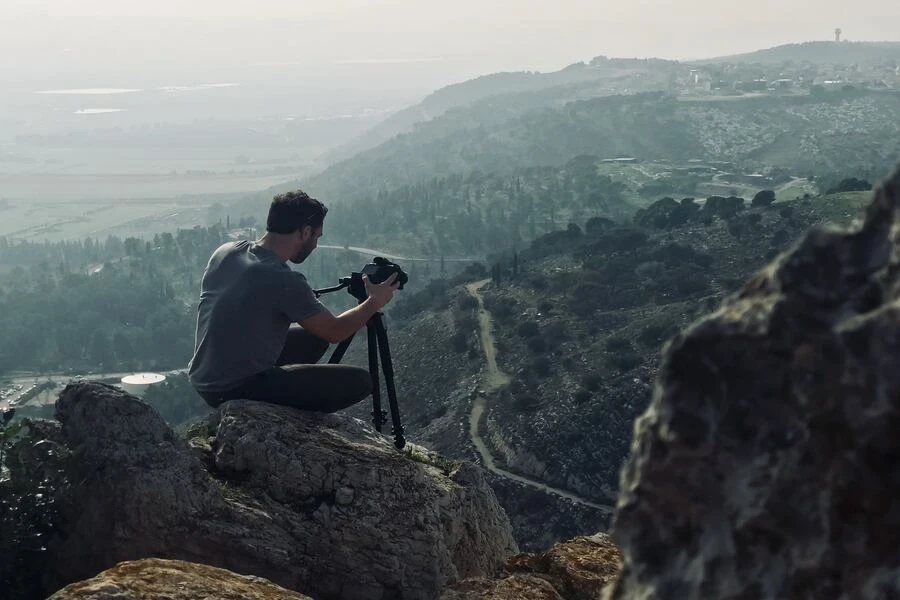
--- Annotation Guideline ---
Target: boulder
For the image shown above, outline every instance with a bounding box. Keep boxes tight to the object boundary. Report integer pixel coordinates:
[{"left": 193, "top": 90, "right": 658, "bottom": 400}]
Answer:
[
  {"left": 444, "top": 533, "right": 621, "bottom": 599},
  {"left": 48, "top": 558, "right": 312, "bottom": 599},
  {"left": 46, "top": 382, "right": 517, "bottom": 600},
  {"left": 607, "top": 166, "right": 900, "bottom": 598}
]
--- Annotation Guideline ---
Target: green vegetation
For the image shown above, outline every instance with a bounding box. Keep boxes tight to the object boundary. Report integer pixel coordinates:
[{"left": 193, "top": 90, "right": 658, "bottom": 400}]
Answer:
[{"left": 0, "top": 225, "right": 368, "bottom": 377}]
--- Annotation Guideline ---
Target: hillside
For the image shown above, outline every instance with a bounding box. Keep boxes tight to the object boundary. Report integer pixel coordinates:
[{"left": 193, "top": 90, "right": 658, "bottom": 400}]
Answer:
[
  {"left": 701, "top": 40, "right": 900, "bottom": 65},
  {"left": 302, "top": 89, "right": 900, "bottom": 210},
  {"left": 322, "top": 58, "right": 683, "bottom": 165},
  {"left": 365, "top": 190, "right": 871, "bottom": 543}
]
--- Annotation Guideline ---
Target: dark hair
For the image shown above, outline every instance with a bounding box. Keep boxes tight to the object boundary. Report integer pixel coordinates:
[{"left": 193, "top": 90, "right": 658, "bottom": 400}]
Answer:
[{"left": 266, "top": 190, "right": 328, "bottom": 234}]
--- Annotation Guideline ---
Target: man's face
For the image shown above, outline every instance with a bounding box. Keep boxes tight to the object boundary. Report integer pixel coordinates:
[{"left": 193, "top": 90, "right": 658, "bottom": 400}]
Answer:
[{"left": 290, "top": 224, "right": 322, "bottom": 264}]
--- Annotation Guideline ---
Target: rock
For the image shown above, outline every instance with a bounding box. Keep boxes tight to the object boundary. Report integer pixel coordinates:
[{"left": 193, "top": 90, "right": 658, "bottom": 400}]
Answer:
[
  {"left": 442, "top": 574, "right": 563, "bottom": 600},
  {"left": 607, "top": 165, "right": 900, "bottom": 598},
  {"left": 48, "top": 558, "right": 312, "bottom": 599},
  {"left": 444, "top": 533, "right": 621, "bottom": 599},
  {"left": 46, "top": 382, "right": 517, "bottom": 600}
]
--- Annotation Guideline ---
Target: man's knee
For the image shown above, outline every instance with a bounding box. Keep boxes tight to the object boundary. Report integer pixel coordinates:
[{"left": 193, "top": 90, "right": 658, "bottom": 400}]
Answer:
[
  {"left": 310, "top": 335, "right": 330, "bottom": 363},
  {"left": 349, "top": 368, "right": 373, "bottom": 401}
]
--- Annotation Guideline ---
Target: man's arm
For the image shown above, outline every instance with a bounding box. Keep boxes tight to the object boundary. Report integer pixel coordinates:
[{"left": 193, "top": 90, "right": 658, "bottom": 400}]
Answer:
[{"left": 299, "top": 274, "right": 399, "bottom": 344}]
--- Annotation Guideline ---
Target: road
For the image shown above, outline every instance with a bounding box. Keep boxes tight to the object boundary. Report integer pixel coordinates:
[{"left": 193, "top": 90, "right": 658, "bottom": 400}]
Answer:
[
  {"left": 1, "top": 368, "right": 188, "bottom": 411},
  {"left": 464, "top": 279, "right": 614, "bottom": 514},
  {"left": 318, "top": 244, "right": 482, "bottom": 263}
]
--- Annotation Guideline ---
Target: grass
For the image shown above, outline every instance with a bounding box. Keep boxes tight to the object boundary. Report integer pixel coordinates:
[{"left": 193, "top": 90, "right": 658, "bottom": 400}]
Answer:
[{"left": 403, "top": 444, "right": 460, "bottom": 477}]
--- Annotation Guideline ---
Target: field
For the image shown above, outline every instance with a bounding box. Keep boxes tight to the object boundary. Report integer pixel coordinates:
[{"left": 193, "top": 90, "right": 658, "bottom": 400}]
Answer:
[
  {"left": 0, "top": 198, "right": 203, "bottom": 242},
  {"left": 0, "top": 147, "right": 310, "bottom": 242},
  {"left": 594, "top": 161, "right": 817, "bottom": 210}
]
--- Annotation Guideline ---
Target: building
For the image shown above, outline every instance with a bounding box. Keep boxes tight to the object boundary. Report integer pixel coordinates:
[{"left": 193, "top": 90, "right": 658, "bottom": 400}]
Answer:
[{"left": 120, "top": 373, "right": 166, "bottom": 397}]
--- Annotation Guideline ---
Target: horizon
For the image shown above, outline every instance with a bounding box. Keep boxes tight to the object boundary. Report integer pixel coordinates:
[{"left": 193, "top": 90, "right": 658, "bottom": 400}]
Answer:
[{"left": 2, "top": 0, "right": 899, "bottom": 85}]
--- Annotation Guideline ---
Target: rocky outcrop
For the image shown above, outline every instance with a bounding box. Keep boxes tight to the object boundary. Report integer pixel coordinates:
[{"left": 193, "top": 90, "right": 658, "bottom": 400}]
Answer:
[
  {"left": 48, "top": 558, "right": 312, "bottom": 599},
  {"left": 443, "top": 533, "right": 621, "bottom": 599},
  {"left": 44, "top": 382, "right": 516, "bottom": 600},
  {"left": 607, "top": 166, "right": 900, "bottom": 598}
]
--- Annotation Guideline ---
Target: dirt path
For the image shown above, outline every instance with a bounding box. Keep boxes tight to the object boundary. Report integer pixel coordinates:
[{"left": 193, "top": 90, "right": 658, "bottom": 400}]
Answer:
[{"left": 464, "top": 280, "right": 614, "bottom": 514}]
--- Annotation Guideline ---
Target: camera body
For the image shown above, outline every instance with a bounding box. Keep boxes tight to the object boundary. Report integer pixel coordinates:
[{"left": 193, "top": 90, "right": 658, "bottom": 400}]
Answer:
[
  {"left": 361, "top": 257, "right": 408, "bottom": 289},
  {"left": 347, "top": 257, "right": 408, "bottom": 301}
]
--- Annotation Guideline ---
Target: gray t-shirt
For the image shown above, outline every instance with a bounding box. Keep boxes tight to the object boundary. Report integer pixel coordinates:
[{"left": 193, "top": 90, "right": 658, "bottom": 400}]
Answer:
[{"left": 188, "top": 241, "right": 325, "bottom": 392}]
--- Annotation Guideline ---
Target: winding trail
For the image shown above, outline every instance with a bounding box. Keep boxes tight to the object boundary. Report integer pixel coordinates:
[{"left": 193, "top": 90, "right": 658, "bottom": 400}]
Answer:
[{"left": 464, "top": 279, "right": 615, "bottom": 514}]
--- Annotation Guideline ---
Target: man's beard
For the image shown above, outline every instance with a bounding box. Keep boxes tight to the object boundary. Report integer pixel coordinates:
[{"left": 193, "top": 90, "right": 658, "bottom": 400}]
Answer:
[{"left": 290, "top": 239, "right": 316, "bottom": 264}]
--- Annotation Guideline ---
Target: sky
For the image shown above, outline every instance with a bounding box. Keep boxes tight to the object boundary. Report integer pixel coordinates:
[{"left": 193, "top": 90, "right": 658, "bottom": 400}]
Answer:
[{"left": 1, "top": 0, "right": 899, "bottom": 80}]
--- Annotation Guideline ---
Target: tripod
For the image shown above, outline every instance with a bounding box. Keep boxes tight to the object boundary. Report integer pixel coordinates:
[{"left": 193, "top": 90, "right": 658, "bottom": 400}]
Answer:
[{"left": 314, "top": 273, "right": 406, "bottom": 450}]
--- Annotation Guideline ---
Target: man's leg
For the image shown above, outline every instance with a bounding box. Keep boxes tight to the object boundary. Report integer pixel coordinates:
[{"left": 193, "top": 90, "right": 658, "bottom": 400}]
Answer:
[
  {"left": 277, "top": 325, "right": 330, "bottom": 365},
  {"left": 232, "top": 365, "right": 373, "bottom": 413}
]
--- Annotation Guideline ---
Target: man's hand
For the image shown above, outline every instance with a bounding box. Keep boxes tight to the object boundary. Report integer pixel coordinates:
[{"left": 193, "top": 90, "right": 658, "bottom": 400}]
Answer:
[{"left": 364, "top": 272, "right": 400, "bottom": 309}]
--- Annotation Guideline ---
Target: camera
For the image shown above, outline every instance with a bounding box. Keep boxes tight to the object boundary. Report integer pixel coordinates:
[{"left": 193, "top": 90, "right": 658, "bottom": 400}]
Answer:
[
  {"left": 361, "top": 257, "right": 408, "bottom": 289},
  {"left": 346, "top": 257, "right": 408, "bottom": 301}
]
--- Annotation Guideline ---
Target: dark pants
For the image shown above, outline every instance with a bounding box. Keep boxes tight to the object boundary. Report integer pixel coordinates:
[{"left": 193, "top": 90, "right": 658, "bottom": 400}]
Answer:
[{"left": 199, "top": 326, "right": 372, "bottom": 412}]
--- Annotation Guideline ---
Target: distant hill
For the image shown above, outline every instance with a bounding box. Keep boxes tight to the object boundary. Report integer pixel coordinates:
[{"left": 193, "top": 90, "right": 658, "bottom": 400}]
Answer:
[
  {"left": 322, "top": 57, "right": 683, "bottom": 165},
  {"left": 699, "top": 41, "right": 900, "bottom": 65},
  {"left": 303, "top": 88, "right": 900, "bottom": 206}
]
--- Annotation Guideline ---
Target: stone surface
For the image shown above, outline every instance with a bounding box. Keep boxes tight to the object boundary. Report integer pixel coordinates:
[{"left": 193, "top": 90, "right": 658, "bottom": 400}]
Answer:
[
  {"left": 607, "top": 165, "right": 900, "bottom": 599},
  {"left": 48, "top": 558, "right": 312, "bottom": 599},
  {"left": 47, "top": 382, "right": 517, "bottom": 600},
  {"left": 444, "top": 533, "right": 621, "bottom": 599}
]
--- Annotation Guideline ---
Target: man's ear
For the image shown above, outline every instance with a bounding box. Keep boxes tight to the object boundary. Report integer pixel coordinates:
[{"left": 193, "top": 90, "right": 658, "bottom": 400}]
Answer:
[{"left": 299, "top": 225, "right": 313, "bottom": 241}]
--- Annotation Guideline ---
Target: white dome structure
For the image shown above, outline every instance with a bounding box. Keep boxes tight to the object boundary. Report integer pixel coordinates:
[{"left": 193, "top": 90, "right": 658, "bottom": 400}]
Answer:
[{"left": 120, "top": 372, "right": 166, "bottom": 397}]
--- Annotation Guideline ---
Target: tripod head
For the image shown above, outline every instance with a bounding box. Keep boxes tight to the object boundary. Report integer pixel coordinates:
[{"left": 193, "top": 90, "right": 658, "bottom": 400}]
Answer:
[{"left": 315, "top": 257, "right": 409, "bottom": 303}]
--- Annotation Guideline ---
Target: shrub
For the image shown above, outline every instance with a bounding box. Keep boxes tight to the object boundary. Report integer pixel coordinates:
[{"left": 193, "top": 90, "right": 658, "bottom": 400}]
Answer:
[
  {"left": 574, "top": 389, "right": 592, "bottom": 404},
  {"left": 514, "top": 394, "right": 542, "bottom": 412},
  {"left": 526, "top": 337, "right": 546, "bottom": 354},
  {"left": 517, "top": 322, "right": 540, "bottom": 338},
  {"left": 605, "top": 335, "right": 634, "bottom": 353},
  {"left": 530, "top": 277, "right": 548, "bottom": 290},
  {"left": 581, "top": 373, "right": 602, "bottom": 391},
  {"left": 611, "top": 352, "right": 642, "bottom": 371},
  {"left": 532, "top": 356, "right": 552, "bottom": 377},
  {"left": 751, "top": 190, "right": 776, "bottom": 207},
  {"left": 639, "top": 321, "right": 676, "bottom": 346},
  {"left": 450, "top": 330, "right": 468, "bottom": 353},
  {"left": 827, "top": 177, "right": 872, "bottom": 194},
  {"left": 635, "top": 261, "right": 665, "bottom": 281},
  {"left": 457, "top": 296, "right": 478, "bottom": 311}
]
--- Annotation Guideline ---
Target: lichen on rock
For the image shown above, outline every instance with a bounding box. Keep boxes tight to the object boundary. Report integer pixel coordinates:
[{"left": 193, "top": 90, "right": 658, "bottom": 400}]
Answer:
[{"left": 48, "top": 558, "right": 313, "bottom": 600}]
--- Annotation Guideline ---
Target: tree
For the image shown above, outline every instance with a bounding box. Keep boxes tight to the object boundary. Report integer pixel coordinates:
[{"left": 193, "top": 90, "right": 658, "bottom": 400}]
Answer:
[
  {"left": 751, "top": 190, "right": 776, "bottom": 207},
  {"left": 88, "top": 330, "right": 115, "bottom": 367}
]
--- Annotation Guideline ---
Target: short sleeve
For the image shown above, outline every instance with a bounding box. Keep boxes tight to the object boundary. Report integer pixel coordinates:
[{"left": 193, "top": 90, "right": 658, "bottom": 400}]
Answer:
[{"left": 279, "top": 271, "right": 326, "bottom": 323}]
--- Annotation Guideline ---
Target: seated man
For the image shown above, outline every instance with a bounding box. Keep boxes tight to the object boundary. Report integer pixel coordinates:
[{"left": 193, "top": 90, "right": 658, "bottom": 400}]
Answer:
[{"left": 188, "top": 190, "right": 400, "bottom": 411}]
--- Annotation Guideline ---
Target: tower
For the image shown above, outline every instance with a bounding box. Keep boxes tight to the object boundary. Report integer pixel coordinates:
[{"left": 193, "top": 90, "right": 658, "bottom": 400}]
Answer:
[{"left": 835, "top": 28, "right": 842, "bottom": 43}]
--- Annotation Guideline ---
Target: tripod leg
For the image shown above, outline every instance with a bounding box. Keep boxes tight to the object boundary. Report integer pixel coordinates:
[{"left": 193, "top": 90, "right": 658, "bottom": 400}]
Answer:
[
  {"left": 367, "top": 323, "right": 385, "bottom": 432},
  {"left": 372, "top": 314, "right": 405, "bottom": 449},
  {"left": 328, "top": 334, "right": 355, "bottom": 365}
]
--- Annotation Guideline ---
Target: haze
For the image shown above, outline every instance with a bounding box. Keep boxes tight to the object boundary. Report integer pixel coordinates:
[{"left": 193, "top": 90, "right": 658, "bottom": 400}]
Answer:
[{"left": 3, "top": 0, "right": 900, "bottom": 79}]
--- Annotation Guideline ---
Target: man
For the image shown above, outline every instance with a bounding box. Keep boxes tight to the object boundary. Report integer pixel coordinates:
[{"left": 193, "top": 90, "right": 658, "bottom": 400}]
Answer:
[{"left": 188, "top": 190, "right": 400, "bottom": 411}]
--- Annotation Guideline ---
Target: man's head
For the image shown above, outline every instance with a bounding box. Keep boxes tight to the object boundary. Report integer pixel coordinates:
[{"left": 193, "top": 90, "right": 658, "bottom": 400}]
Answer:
[{"left": 266, "top": 190, "right": 328, "bottom": 263}]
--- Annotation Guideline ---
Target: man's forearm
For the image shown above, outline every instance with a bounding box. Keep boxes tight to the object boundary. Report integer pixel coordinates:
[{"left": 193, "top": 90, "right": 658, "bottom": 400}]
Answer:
[{"left": 332, "top": 298, "right": 383, "bottom": 342}]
